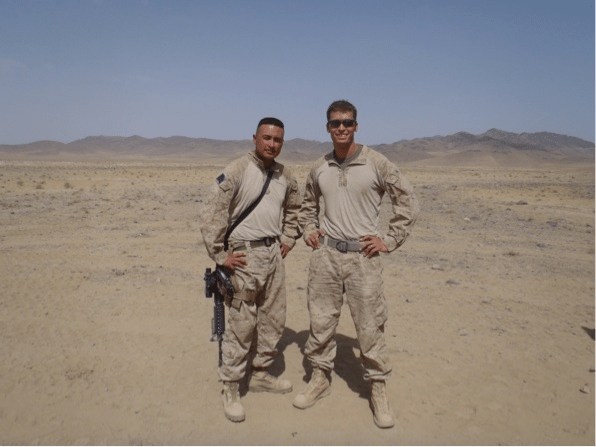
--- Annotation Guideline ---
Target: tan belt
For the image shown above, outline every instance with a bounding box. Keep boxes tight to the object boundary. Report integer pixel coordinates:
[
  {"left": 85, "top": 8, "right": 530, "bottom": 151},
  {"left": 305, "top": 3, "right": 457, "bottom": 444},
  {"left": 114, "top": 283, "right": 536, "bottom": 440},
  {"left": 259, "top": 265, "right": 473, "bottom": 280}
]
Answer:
[
  {"left": 231, "top": 237, "right": 278, "bottom": 251},
  {"left": 320, "top": 236, "right": 361, "bottom": 253}
]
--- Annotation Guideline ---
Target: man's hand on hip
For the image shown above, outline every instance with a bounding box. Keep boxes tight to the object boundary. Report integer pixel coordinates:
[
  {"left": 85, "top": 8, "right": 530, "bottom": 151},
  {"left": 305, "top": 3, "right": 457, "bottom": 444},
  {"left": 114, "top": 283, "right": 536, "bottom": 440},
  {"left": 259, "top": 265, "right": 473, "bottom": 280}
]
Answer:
[
  {"left": 221, "top": 252, "right": 246, "bottom": 271},
  {"left": 280, "top": 243, "right": 292, "bottom": 258},
  {"left": 359, "top": 235, "right": 388, "bottom": 258},
  {"left": 305, "top": 230, "right": 324, "bottom": 250}
]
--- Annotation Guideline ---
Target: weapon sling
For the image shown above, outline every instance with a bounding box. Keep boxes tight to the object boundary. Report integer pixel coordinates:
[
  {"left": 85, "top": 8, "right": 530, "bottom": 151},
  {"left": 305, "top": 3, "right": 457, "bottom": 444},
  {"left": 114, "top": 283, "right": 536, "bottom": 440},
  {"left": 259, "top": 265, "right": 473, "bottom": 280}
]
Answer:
[{"left": 223, "top": 168, "right": 274, "bottom": 251}]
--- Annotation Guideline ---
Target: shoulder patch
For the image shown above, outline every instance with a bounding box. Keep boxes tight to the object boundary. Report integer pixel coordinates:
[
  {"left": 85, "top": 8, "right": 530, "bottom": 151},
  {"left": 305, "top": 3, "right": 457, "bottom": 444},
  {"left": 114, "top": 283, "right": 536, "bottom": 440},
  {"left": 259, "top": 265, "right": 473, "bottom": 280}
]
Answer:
[{"left": 216, "top": 173, "right": 225, "bottom": 184}]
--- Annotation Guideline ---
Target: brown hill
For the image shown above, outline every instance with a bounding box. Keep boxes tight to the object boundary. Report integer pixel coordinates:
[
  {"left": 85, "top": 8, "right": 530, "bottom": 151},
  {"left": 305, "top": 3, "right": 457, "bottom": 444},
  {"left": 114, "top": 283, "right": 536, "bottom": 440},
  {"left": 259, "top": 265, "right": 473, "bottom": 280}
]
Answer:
[
  {"left": 0, "top": 130, "right": 593, "bottom": 167},
  {"left": 374, "top": 130, "right": 594, "bottom": 167}
]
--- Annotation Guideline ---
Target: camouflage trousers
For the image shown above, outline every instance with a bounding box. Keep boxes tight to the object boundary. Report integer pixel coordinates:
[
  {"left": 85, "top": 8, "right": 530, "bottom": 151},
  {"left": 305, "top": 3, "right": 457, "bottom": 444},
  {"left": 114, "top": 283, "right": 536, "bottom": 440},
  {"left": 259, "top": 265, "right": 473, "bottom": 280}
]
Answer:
[
  {"left": 305, "top": 245, "right": 391, "bottom": 381},
  {"left": 218, "top": 243, "right": 286, "bottom": 382}
]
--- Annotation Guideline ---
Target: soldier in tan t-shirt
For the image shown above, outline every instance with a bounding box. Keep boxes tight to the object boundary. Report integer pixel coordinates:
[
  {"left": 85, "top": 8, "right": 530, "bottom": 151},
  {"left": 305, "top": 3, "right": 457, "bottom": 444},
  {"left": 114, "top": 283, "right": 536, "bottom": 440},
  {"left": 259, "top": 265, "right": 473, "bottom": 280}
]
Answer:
[
  {"left": 294, "top": 100, "right": 419, "bottom": 429},
  {"left": 201, "top": 117, "right": 302, "bottom": 423}
]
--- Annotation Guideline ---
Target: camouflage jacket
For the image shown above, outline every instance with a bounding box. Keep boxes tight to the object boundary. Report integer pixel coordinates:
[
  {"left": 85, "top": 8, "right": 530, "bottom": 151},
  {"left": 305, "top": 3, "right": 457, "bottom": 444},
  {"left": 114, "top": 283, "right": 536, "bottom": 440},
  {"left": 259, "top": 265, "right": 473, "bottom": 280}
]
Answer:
[
  {"left": 201, "top": 151, "right": 302, "bottom": 265},
  {"left": 299, "top": 145, "right": 419, "bottom": 252}
]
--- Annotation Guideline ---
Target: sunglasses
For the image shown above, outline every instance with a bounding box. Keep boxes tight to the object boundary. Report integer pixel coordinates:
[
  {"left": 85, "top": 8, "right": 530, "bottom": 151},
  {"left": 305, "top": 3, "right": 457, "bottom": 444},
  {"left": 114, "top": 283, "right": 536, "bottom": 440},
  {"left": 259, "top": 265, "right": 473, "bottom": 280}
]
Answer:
[{"left": 327, "top": 119, "right": 357, "bottom": 128}]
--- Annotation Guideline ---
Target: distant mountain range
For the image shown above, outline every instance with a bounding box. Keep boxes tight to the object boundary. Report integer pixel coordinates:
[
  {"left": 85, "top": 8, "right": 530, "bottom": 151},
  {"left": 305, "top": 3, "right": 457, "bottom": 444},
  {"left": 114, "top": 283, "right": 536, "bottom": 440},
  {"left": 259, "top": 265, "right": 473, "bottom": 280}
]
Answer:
[{"left": 0, "top": 129, "right": 593, "bottom": 167}]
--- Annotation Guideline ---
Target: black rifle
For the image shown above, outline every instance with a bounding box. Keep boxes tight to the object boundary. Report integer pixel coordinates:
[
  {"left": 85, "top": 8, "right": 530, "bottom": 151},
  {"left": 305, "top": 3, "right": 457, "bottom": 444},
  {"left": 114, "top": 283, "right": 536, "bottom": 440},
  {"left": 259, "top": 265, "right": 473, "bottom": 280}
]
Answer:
[{"left": 204, "top": 266, "right": 234, "bottom": 367}]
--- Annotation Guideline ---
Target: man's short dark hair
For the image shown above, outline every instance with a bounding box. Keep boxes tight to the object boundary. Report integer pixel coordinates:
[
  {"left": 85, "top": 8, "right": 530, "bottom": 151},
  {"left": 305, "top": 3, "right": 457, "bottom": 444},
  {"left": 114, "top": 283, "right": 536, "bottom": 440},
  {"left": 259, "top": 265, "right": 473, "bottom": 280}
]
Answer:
[
  {"left": 257, "top": 117, "right": 284, "bottom": 133},
  {"left": 326, "top": 100, "right": 357, "bottom": 122}
]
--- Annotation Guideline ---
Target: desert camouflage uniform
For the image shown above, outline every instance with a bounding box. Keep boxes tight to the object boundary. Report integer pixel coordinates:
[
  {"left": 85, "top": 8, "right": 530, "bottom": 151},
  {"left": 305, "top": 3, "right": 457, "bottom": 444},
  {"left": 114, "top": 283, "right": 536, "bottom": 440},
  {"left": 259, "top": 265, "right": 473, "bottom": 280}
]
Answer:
[
  {"left": 299, "top": 145, "right": 419, "bottom": 380},
  {"left": 201, "top": 151, "right": 301, "bottom": 381}
]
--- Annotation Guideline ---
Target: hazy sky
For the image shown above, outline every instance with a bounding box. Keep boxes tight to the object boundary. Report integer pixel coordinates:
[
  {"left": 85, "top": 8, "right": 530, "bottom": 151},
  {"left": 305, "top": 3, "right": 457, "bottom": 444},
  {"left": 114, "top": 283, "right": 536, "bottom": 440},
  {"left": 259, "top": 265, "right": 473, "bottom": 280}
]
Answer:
[{"left": 1, "top": 0, "right": 594, "bottom": 145}]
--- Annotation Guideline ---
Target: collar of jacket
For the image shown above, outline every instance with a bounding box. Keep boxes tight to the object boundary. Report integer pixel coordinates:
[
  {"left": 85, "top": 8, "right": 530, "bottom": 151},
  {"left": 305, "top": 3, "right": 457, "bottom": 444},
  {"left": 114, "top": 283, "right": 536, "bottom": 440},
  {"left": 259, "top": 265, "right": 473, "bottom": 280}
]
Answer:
[
  {"left": 249, "top": 150, "right": 280, "bottom": 172},
  {"left": 325, "top": 144, "right": 368, "bottom": 167}
]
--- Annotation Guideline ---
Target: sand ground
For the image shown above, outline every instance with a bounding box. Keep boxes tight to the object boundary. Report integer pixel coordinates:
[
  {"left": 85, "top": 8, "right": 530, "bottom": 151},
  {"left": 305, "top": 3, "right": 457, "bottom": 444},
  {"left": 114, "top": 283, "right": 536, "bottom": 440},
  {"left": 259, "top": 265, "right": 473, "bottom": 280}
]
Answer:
[{"left": 0, "top": 159, "right": 594, "bottom": 445}]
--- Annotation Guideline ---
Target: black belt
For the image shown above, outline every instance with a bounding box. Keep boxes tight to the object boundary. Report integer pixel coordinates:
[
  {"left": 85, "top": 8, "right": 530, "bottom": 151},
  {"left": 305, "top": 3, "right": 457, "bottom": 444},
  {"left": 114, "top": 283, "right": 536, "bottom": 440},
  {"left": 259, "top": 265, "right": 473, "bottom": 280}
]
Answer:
[
  {"left": 231, "top": 237, "right": 278, "bottom": 251},
  {"left": 320, "top": 236, "right": 361, "bottom": 253}
]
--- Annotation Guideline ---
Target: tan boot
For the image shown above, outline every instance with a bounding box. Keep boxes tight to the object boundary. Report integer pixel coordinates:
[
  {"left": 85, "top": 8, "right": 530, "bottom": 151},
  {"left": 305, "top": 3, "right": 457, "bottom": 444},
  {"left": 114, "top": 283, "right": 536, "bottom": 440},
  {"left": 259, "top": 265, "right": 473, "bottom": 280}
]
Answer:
[
  {"left": 222, "top": 381, "right": 245, "bottom": 422},
  {"left": 370, "top": 380, "right": 395, "bottom": 428},
  {"left": 292, "top": 368, "right": 331, "bottom": 409},
  {"left": 249, "top": 370, "right": 293, "bottom": 394}
]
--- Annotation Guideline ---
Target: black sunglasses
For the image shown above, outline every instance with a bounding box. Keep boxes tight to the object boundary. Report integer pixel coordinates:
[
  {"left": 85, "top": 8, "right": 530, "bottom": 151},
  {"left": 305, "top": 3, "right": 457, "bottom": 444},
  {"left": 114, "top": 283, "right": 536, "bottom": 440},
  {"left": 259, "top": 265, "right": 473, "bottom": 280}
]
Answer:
[{"left": 327, "top": 119, "right": 357, "bottom": 128}]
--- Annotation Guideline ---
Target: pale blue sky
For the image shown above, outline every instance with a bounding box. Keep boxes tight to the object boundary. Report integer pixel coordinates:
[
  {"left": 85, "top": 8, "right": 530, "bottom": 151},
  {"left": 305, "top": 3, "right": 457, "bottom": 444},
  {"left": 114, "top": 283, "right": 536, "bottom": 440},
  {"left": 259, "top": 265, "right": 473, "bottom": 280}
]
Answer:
[{"left": 1, "top": 0, "right": 594, "bottom": 145}]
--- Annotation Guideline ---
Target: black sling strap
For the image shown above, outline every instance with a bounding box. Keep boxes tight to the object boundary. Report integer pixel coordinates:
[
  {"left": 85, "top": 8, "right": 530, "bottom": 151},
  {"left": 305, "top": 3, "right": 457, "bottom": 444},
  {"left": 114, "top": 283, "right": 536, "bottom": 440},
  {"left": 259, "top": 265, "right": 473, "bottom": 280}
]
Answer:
[{"left": 223, "top": 168, "right": 274, "bottom": 251}]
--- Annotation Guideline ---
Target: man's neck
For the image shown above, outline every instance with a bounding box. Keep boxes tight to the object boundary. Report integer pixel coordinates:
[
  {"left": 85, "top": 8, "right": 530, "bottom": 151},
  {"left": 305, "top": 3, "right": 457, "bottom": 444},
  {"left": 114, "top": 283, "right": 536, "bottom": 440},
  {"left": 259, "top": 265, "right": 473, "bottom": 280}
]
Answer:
[
  {"left": 333, "top": 142, "right": 357, "bottom": 160},
  {"left": 253, "top": 150, "right": 275, "bottom": 168}
]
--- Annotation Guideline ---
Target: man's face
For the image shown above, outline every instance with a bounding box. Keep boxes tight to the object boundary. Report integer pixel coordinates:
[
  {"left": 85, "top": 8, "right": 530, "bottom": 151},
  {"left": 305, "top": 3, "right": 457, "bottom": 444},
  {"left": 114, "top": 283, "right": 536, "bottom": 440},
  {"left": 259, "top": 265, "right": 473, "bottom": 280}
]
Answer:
[
  {"left": 253, "top": 124, "right": 284, "bottom": 165},
  {"left": 327, "top": 110, "right": 358, "bottom": 147}
]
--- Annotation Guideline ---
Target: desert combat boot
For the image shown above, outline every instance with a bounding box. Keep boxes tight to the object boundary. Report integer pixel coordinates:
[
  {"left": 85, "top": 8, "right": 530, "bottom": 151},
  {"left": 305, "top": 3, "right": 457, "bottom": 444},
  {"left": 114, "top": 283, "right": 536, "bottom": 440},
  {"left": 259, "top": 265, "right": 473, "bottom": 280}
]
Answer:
[
  {"left": 370, "top": 380, "right": 395, "bottom": 428},
  {"left": 222, "top": 381, "right": 245, "bottom": 422},
  {"left": 249, "top": 370, "right": 293, "bottom": 394},
  {"left": 292, "top": 368, "right": 331, "bottom": 409}
]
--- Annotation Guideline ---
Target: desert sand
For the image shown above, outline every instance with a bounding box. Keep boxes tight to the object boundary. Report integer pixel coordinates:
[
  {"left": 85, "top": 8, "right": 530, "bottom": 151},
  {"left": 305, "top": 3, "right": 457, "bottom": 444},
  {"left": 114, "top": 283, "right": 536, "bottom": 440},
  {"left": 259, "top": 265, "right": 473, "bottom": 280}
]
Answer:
[{"left": 0, "top": 158, "right": 594, "bottom": 445}]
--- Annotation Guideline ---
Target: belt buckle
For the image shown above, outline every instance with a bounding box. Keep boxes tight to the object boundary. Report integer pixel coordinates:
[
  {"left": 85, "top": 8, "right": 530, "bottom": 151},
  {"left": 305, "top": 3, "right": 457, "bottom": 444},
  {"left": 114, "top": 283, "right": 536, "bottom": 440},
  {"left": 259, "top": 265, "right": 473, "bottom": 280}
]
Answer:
[
  {"left": 336, "top": 240, "right": 348, "bottom": 253},
  {"left": 264, "top": 237, "right": 273, "bottom": 247}
]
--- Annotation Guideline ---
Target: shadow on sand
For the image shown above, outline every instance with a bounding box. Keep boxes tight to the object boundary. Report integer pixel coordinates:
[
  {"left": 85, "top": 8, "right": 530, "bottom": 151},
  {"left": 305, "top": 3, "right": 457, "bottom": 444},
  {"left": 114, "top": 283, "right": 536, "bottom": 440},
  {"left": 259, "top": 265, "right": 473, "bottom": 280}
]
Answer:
[
  {"left": 271, "top": 327, "right": 369, "bottom": 399},
  {"left": 582, "top": 326, "right": 595, "bottom": 341}
]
